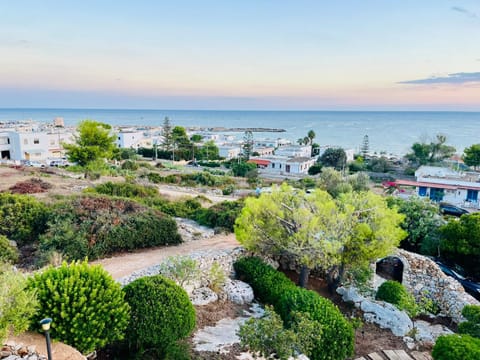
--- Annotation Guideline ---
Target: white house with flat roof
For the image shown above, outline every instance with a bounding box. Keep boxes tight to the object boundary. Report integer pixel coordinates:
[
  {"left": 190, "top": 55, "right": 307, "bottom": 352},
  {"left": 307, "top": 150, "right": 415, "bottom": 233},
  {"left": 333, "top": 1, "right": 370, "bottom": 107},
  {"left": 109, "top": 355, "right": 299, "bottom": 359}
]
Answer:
[
  {"left": 274, "top": 145, "right": 311, "bottom": 158},
  {"left": 249, "top": 155, "right": 316, "bottom": 175},
  {"left": 218, "top": 145, "right": 241, "bottom": 159},
  {"left": 395, "top": 166, "right": 480, "bottom": 208}
]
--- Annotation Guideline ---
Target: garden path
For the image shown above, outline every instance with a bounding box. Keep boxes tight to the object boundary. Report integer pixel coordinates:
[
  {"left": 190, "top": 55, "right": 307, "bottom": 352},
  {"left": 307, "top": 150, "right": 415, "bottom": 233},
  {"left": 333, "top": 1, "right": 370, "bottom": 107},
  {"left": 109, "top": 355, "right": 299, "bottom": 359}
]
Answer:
[{"left": 92, "top": 232, "right": 240, "bottom": 280}]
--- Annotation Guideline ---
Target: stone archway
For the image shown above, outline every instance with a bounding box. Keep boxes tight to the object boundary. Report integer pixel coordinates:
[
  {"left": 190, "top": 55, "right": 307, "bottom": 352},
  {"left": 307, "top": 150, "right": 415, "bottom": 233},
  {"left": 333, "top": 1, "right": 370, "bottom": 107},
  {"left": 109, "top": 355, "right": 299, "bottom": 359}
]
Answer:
[{"left": 376, "top": 256, "right": 405, "bottom": 283}]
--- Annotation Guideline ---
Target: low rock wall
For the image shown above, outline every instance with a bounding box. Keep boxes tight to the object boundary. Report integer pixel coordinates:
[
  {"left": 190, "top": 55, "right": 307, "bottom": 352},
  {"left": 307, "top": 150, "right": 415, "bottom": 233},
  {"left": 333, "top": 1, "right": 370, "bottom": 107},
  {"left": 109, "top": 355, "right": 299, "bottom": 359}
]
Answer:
[
  {"left": 118, "top": 247, "right": 246, "bottom": 286},
  {"left": 395, "top": 249, "right": 479, "bottom": 323}
]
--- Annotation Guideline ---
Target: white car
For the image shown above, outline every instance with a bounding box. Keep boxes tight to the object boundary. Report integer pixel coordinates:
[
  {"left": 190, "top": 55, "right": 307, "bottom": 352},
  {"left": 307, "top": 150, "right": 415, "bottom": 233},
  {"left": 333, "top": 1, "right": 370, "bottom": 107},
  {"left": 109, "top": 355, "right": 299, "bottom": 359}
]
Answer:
[{"left": 24, "top": 160, "right": 45, "bottom": 168}]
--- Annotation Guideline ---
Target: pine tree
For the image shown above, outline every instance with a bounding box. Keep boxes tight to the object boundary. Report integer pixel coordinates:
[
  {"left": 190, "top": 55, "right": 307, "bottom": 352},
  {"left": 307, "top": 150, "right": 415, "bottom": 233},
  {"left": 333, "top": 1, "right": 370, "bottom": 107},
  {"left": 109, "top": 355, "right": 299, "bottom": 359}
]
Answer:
[
  {"left": 361, "top": 135, "right": 369, "bottom": 157},
  {"left": 242, "top": 131, "right": 254, "bottom": 160},
  {"left": 161, "top": 117, "right": 173, "bottom": 151}
]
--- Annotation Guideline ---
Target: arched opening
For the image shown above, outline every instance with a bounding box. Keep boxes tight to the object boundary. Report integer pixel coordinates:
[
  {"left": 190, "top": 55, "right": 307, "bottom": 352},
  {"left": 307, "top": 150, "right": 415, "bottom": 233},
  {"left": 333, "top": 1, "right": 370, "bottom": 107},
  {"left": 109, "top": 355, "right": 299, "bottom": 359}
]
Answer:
[{"left": 376, "top": 256, "right": 404, "bottom": 283}]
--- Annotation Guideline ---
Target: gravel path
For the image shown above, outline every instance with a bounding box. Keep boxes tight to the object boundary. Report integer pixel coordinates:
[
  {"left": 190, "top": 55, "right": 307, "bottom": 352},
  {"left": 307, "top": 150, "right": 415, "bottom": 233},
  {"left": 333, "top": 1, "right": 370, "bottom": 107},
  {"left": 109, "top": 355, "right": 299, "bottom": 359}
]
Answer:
[{"left": 92, "top": 233, "right": 240, "bottom": 280}]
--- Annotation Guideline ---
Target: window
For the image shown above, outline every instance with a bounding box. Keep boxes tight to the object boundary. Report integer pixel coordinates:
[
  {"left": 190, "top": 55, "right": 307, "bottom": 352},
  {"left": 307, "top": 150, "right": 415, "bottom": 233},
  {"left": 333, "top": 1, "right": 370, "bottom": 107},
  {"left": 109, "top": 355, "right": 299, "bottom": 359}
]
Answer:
[
  {"left": 34, "top": 138, "right": 40, "bottom": 144},
  {"left": 23, "top": 139, "right": 28, "bottom": 145},
  {"left": 272, "top": 163, "right": 275, "bottom": 169},
  {"left": 0, "top": 137, "right": 9, "bottom": 145},
  {"left": 418, "top": 187, "right": 427, "bottom": 197},
  {"left": 467, "top": 190, "right": 478, "bottom": 202}
]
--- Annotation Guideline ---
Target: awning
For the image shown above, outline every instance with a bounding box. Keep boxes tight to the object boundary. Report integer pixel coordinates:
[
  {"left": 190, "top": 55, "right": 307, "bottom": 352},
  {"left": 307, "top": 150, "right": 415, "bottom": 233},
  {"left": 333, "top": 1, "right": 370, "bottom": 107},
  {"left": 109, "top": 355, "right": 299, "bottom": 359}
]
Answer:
[
  {"left": 248, "top": 159, "right": 270, "bottom": 166},
  {"left": 395, "top": 179, "right": 480, "bottom": 191}
]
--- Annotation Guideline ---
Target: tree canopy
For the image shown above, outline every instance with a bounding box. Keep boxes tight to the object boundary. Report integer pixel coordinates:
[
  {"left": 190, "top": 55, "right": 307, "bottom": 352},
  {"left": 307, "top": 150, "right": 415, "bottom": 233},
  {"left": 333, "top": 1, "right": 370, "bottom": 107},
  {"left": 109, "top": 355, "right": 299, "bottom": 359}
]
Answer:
[
  {"left": 440, "top": 213, "right": 480, "bottom": 279},
  {"left": 405, "top": 134, "right": 456, "bottom": 166},
  {"left": 234, "top": 184, "right": 405, "bottom": 288},
  {"left": 463, "top": 144, "right": 480, "bottom": 170},
  {"left": 318, "top": 148, "right": 347, "bottom": 170},
  {"left": 387, "top": 197, "right": 443, "bottom": 254},
  {"left": 64, "top": 120, "right": 117, "bottom": 166}
]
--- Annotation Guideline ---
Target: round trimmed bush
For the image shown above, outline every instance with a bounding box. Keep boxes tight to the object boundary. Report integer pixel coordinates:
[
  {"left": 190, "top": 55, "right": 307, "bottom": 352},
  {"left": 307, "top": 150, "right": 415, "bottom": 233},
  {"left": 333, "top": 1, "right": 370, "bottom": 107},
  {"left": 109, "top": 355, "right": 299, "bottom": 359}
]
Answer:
[
  {"left": 376, "top": 280, "right": 418, "bottom": 316},
  {"left": 432, "top": 334, "right": 480, "bottom": 360},
  {"left": 123, "top": 275, "right": 196, "bottom": 355},
  {"left": 28, "top": 261, "right": 130, "bottom": 354},
  {"left": 277, "top": 288, "right": 354, "bottom": 360}
]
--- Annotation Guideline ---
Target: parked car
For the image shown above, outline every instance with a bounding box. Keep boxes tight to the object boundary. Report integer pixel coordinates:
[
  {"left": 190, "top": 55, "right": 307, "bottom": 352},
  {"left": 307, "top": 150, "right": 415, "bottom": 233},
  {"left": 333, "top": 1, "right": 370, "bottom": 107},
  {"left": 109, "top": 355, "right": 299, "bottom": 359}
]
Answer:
[
  {"left": 433, "top": 259, "right": 480, "bottom": 300},
  {"left": 48, "top": 159, "right": 69, "bottom": 167},
  {"left": 24, "top": 160, "right": 45, "bottom": 168},
  {"left": 439, "top": 202, "right": 469, "bottom": 217}
]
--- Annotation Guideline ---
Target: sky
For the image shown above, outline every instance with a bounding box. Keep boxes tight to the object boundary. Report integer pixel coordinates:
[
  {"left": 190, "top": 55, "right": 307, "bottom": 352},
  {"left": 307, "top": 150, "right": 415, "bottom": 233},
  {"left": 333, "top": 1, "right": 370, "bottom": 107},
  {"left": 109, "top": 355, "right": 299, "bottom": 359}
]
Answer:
[{"left": 0, "top": 0, "right": 479, "bottom": 110}]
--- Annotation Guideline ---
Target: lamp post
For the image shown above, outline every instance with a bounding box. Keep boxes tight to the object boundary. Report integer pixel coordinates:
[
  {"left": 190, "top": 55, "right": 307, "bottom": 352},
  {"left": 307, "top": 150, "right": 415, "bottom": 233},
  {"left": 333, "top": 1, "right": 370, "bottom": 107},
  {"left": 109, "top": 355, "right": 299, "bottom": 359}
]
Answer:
[{"left": 40, "top": 318, "right": 53, "bottom": 360}]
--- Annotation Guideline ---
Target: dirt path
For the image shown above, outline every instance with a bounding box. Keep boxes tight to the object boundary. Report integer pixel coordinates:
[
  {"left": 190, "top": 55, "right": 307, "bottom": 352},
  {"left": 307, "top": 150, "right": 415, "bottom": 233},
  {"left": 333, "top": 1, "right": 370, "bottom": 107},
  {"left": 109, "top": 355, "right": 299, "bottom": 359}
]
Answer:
[{"left": 92, "top": 233, "right": 240, "bottom": 280}]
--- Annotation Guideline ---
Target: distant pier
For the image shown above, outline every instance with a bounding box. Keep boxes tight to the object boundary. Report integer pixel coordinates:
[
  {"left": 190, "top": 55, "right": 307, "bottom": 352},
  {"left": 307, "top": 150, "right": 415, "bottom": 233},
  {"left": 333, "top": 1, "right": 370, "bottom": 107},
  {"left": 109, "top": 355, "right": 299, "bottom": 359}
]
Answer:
[{"left": 187, "top": 127, "right": 286, "bottom": 133}]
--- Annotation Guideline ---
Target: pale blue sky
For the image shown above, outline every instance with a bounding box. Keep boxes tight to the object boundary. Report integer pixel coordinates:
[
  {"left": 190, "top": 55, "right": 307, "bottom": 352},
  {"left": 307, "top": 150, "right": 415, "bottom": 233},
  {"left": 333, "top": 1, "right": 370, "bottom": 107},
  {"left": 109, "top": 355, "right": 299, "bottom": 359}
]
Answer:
[{"left": 0, "top": 0, "right": 479, "bottom": 109}]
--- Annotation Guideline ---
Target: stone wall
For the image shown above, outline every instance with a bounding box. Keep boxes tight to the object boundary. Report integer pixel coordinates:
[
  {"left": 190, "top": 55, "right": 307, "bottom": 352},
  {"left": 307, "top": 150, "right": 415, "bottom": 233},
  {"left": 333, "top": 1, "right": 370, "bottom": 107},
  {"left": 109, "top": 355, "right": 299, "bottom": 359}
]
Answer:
[
  {"left": 118, "top": 247, "right": 246, "bottom": 287},
  {"left": 389, "top": 249, "right": 479, "bottom": 323}
]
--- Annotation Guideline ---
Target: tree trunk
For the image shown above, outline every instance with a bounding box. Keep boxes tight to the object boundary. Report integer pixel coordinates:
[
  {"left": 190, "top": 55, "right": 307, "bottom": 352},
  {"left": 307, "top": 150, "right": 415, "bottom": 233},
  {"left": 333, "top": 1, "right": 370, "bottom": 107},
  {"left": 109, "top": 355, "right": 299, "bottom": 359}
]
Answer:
[
  {"left": 298, "top": 265, "right": 310, "bottom": 288},
  {"left": 326, "top": 264, "right": 345, "bottom": 294}
]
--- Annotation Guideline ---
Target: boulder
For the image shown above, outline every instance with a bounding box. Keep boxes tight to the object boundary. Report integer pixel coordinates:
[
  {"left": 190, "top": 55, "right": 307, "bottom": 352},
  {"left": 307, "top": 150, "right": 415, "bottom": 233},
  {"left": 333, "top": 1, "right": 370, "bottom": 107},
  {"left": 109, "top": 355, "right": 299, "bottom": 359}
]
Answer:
[
  {"left": 190, "top": 287, "right": 218, "bottom": 306},
  {"left": 413, "top": 320, "right": 454, "bottom": 346},
  {"left": 223, "top": 280, "right": 254, "bottom": 305},
  {"left": 361, "top": 300, "right": 413, "bottom": 336},
  {"left": 336, "top": 286, "right": 364, "bottom": 305}
]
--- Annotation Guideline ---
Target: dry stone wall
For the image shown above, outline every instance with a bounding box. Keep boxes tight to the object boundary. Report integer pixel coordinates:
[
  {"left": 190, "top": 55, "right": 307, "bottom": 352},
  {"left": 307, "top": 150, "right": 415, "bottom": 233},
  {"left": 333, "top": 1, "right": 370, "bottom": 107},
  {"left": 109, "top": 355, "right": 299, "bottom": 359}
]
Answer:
[{"left": 392, "top": 249, "right": 479, "bottom": 323}]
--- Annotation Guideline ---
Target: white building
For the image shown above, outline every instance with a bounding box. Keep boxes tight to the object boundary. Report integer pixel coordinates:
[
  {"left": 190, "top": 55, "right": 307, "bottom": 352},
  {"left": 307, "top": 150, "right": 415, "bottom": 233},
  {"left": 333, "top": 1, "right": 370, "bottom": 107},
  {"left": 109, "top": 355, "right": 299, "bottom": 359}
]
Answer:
[
  {"left": 117, "top": 130, "right": 148, "bottom": 149},
  {"left": 395, "top": 166, "right": 480, "bottom": 208},
  {"left": 0, "top": 132, "right": 11, "bottom": 159},
  {"left": 254, "top": 138, "right": 291, "bottom": 148},
  {"left": 274, "top": 145, "right": 311, "bottom": 158},
  {"left": 218, "top": 146, "right": 241, "bottom": 159},
  {"left": 249, "top": 155, "right": 316, "bottom": 175}
]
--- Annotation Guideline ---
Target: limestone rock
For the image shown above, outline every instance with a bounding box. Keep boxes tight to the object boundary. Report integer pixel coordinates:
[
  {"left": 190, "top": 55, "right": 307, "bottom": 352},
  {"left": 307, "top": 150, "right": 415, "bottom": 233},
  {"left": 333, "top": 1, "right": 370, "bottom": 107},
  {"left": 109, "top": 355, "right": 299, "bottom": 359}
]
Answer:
[
  {"left": 224, "top": 280, "right": 254, "bottom": 305},
  {"left": 336, "top": 286, "right": 364, "bottom": 305},
  {"left": 361, "top": 300, "right": 413, "bottom": 336},
  {"left": 190, "top": 287, "right": 218, "bottom": 306},
  {"left": 413, "top": 320, "right": 454, "bottom": 345}
]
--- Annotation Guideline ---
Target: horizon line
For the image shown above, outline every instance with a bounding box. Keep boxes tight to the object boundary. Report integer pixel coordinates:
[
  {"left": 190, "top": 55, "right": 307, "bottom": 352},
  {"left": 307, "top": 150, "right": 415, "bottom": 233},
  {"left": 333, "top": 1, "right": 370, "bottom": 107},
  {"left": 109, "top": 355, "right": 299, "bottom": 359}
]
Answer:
[{"left": 1, "top": 107, "right": 480, "bottom": 113}]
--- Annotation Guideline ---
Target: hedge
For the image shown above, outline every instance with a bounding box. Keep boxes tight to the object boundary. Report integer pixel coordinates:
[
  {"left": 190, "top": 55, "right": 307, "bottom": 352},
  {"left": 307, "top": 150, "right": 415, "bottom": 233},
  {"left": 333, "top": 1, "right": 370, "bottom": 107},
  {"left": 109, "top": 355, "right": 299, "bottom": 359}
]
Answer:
[
  {"left": 432, "top": 334, "right": 480, "bottom": 360},
  {"left": 234, "top": 257, "right": 354, "bottom": 360}
]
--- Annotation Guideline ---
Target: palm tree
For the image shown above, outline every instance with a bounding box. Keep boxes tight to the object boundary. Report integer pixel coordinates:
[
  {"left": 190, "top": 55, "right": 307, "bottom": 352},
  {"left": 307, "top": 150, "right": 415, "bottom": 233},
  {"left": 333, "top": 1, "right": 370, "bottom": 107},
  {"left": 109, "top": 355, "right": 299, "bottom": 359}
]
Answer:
[{"left": 307, "top": 130, "right": 316, "bottom": 145}]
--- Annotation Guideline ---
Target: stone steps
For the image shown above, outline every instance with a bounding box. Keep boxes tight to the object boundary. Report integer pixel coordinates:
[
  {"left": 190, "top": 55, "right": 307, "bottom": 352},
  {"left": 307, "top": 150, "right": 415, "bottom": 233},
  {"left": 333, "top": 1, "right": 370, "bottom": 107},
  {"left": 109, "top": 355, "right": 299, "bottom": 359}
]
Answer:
[{"left": 354, "top": 350, "right": 432, "bottom": 360}]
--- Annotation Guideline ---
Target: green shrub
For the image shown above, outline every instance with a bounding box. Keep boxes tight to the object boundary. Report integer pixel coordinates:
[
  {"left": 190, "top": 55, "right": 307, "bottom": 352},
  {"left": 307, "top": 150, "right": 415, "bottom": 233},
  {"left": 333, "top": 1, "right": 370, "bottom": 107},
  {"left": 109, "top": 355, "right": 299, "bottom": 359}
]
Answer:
[
  {"left": 193, "top": 199, "right": 244, "bottom": 232},
  {"left": 0, "top": 193, "right": 49, "bottom": 245},
  {"left": 208, "top": 262, "right": 227, "bottom": 293},
  {"left": 123, "top": 275, "right": 196, "bottom": 356},
  {"left": 233, "top": 257, "right": 296, "bottom": 306},
  {"left": 92, "top": 181, "right": 158, "bottom": 198},
  {"left": 39, "top": 195, "right": 182, "bottom": 261},
  {"left": 432, "top": 334, "right": 480, "bottom": 360},
  {"left": 28, "top": 261, "right": 130, "bottom": 354},
  {"left": 0, "top": 263, "right": 38, "bottom": 343},
  {"left": 277, "top": 288, "right": 354, "bottom": 360},
  {"left": 157, "top": 256, "right": 200, "bottom": 288},
  {"left": 239, "top": 305, "right": 324, "bottom": 360},
  {"left": 234, "top": 257, "right": 354, "bottom": 360},
  {"left": 121, "top": 160, "right": 139, "bottom": 171},
  {"left": 458, "top": 305, "right": 480, "bottom": 339},
  {"left": 376, "top": 280, "right": 418, "bottom": 317},
  {"left": 0, "top": 235, "right": 19, "bottom": 264}
]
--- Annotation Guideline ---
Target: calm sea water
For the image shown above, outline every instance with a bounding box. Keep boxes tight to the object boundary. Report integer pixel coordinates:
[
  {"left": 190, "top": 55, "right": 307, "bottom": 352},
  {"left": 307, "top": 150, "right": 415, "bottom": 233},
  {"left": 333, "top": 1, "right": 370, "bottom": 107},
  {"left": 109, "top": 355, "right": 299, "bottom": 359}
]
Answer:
[{"left": 1, "top": 109, "right": 479, "bottom": 156}]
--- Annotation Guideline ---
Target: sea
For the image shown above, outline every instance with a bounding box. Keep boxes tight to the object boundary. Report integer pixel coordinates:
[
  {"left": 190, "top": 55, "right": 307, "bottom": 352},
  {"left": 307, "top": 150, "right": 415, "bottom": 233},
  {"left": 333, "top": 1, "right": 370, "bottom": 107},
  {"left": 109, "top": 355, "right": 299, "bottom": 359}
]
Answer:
[{"left": 1, "top": 108, "right": 479, "bottom": 156}]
